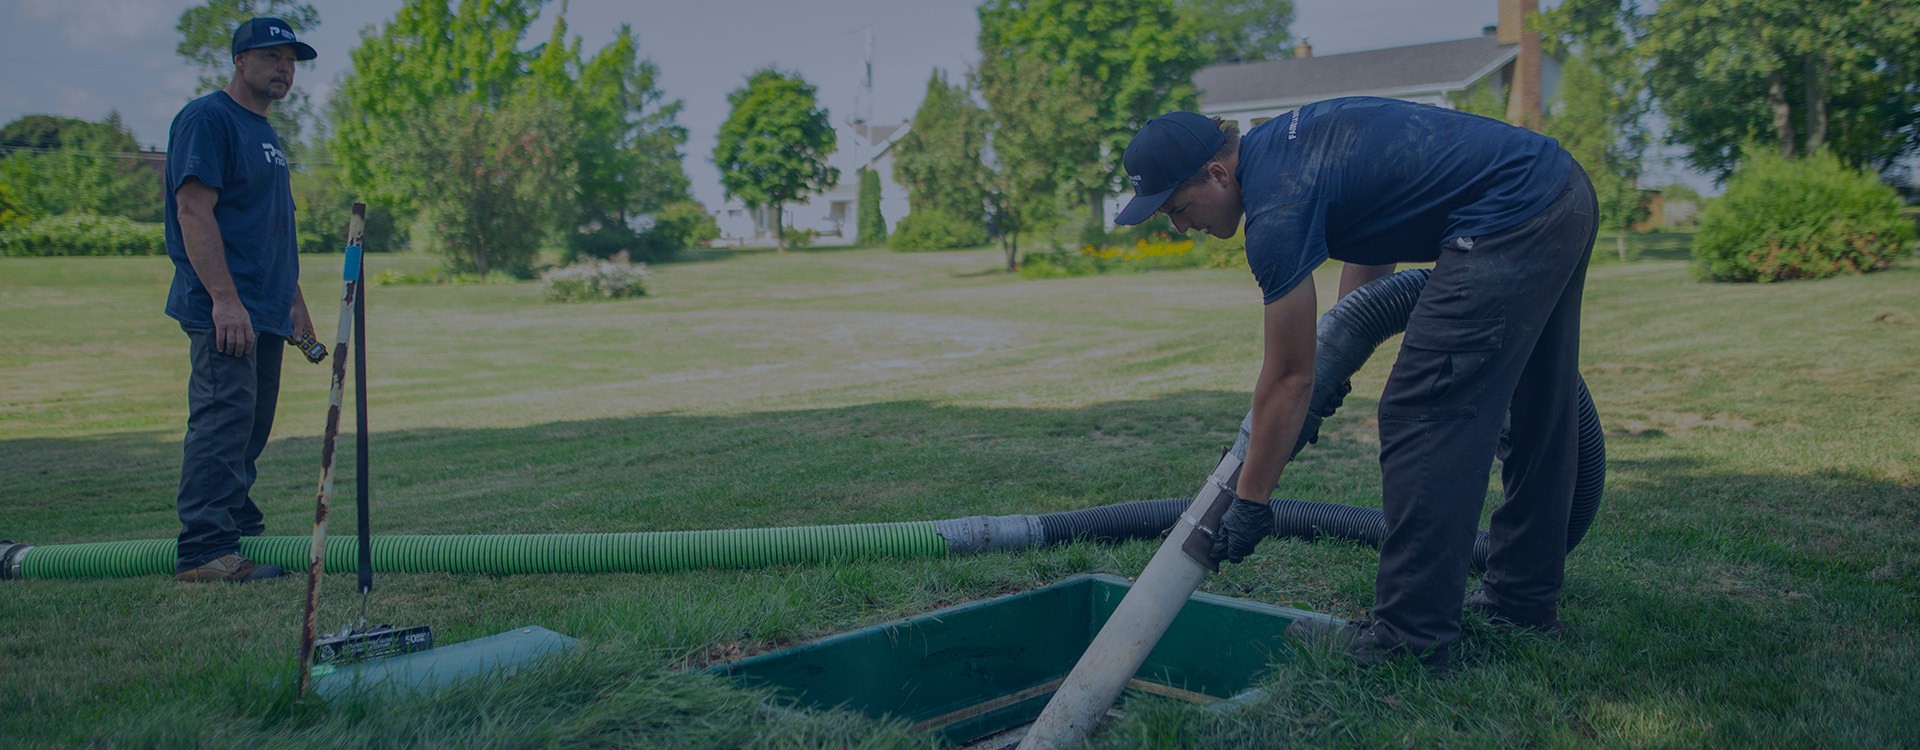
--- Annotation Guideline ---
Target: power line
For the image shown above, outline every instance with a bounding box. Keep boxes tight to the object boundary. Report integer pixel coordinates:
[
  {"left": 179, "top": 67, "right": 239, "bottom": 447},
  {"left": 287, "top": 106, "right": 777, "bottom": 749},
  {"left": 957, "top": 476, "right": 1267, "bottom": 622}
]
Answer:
[{"left": 0, "top": 143, "right": 334, "bottom": 167}]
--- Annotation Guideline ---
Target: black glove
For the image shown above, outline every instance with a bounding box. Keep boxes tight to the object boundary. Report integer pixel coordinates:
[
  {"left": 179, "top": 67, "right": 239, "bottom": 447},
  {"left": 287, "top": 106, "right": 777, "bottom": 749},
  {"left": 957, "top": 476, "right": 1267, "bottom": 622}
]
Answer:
[{"left": 1209, "top": 496, "right": 1274, "bottom": 565}]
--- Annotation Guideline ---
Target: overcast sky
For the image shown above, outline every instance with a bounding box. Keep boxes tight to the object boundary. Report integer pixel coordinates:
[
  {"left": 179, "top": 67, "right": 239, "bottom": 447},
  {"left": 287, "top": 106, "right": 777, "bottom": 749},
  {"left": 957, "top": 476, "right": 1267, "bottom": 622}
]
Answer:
[{"left": 0, "top": 0, "right": 1704, "bottom": 205}]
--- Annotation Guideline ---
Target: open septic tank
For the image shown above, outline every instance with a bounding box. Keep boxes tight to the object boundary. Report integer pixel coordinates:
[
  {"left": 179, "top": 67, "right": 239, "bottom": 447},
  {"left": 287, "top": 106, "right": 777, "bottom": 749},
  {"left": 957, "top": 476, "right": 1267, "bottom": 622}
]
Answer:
[{"left": 709, "top": 574, "right": 1339, "bottom": 745}]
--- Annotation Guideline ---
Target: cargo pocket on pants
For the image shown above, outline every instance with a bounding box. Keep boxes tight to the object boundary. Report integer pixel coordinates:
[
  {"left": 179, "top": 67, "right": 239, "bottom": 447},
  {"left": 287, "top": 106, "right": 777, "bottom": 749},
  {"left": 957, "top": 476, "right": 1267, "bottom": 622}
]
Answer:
[{"left": 1380, "top": 316, "right": 1506, "bottom": 421}]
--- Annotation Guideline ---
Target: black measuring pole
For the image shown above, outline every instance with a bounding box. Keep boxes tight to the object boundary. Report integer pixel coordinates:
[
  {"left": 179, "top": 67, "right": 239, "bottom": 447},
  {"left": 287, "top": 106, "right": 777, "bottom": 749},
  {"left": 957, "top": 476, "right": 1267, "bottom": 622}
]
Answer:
[{"left": 354, "top": 252, "right": 373, "bottom": 603}]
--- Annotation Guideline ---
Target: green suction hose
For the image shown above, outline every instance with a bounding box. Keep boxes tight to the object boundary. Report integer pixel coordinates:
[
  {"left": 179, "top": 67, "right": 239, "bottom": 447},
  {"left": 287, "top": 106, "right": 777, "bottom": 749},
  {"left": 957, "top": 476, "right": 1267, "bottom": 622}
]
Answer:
[{"left": 3, "top": 522, "right": 948, "bottom": 580}]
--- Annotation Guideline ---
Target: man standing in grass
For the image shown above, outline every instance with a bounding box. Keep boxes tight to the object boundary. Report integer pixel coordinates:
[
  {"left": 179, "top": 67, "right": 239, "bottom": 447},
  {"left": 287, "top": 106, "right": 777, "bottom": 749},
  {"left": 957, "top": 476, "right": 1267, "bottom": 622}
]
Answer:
[
  {"left": 1114, "top": 98, "right": 1597, "bottom": 669},
  {"left": 164, "top": 18, "right": 318, "bottom": 583}
]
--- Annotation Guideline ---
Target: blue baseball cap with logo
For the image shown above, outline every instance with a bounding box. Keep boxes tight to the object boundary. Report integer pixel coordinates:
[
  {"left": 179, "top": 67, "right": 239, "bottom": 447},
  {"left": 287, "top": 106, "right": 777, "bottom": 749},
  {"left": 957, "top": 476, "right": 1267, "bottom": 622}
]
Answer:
[
  {"left": 231, "top": 17, "right": 317, "bottom": 61},
  {"left": 1114, "top": 111, "right": 1227, "bottom": 225}
]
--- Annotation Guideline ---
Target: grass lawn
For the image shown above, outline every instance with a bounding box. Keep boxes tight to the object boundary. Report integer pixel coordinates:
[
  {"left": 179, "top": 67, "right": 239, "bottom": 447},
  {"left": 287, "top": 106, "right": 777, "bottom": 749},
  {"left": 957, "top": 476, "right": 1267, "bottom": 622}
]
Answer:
[{"left": 2, "top": 241, "right": 1916, "bottom": 747}]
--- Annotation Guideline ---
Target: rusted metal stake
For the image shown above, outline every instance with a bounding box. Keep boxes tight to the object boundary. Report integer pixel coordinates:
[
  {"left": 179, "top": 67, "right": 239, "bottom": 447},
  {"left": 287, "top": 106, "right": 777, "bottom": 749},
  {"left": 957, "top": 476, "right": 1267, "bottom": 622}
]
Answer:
[{"left": 297, "top": 202, "right": 366, "bottom": 696}]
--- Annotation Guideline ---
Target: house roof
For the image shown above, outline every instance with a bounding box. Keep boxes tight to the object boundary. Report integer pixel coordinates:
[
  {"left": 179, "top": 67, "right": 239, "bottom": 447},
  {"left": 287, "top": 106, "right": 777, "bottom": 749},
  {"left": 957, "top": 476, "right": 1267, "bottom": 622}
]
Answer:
[
  {"left": 854, "top": 122, "right": 905, "bottom": 145},
  {"left": 1196, "top": 34, "right": 1517, "bottom": 110}
]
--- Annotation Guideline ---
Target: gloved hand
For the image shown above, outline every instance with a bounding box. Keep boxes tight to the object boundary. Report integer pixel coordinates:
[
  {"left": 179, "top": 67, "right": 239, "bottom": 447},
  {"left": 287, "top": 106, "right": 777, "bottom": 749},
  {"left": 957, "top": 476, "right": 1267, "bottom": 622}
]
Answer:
[{"left": 1210, "top": 496, "right": 1274, "bottom": 565}]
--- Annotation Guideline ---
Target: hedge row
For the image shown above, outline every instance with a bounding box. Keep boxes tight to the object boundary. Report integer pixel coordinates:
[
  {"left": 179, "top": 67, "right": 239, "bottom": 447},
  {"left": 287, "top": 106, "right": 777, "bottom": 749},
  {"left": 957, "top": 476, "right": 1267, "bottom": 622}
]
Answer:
[{"left": 0, "top": 214, "right": 164, "bottom": 257}]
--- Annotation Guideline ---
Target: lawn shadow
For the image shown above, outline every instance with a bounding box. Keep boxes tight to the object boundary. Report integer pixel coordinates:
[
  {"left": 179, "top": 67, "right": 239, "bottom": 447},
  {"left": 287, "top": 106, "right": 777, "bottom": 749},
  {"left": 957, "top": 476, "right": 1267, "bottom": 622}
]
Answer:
[{"left": 0, "top": 390, "right": 1266, "bottom": 544}]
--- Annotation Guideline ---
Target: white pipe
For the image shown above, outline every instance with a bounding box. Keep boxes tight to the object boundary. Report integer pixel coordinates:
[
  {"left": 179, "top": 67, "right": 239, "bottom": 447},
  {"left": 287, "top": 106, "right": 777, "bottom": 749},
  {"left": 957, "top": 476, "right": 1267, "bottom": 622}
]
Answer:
[{"left": 1017, "top": 451, "right": 1242, "bottom": 750}]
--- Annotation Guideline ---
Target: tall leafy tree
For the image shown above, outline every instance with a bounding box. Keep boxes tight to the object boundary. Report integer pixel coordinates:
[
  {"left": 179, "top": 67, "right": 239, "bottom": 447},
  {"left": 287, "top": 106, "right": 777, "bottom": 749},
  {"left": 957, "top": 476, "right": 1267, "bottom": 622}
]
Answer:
[
  {"left": 520, "top": 15, "right": 693, "bottom": 258},
  {"left": 330, "top": 0, "right": 542, "bottom": 207},
  {"left": 1178, "top": 0, "right": 1295, "bottom": 64},
  {"left": 1639, "top": 0, "right": 1920, "bottom": 178},
  {"left": 1545, "top": 54, "right": 1650, "bottom": 260},
  {"left": 974, "top": 53, "right": 1101, "bottom": 270},
  {"left": 175, "top": 0, "right": 321, "bottom": 154},
  {"left": 892, "top": 71, "right": 991, "bottom": 227},
  {"left": 713, "top": 68, "right": 838, "bottom": 253},
  {"left": 977, "top": 0, "right": 1208, "bottom": 234},
  {"left": 1539, "top": 0, "right": 1651, "bottom": 259}
]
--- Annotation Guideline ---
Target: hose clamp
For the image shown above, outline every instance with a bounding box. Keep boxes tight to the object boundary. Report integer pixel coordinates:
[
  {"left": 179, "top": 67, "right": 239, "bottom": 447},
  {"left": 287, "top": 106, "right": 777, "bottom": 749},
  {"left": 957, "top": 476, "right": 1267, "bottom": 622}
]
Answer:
[{"left": 1178, "top": 512, "right": 1216, "bottom": 540}]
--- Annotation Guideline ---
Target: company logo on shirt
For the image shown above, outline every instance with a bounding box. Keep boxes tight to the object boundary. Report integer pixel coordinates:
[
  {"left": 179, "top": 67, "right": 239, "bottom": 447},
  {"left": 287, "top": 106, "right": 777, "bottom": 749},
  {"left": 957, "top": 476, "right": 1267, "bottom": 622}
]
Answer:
[
  {"left": 1287, "top": 109, "right": 1302, "bottom": 140},
  {"left": 261, "top": 143, "right": 287, "bottom": 167}
]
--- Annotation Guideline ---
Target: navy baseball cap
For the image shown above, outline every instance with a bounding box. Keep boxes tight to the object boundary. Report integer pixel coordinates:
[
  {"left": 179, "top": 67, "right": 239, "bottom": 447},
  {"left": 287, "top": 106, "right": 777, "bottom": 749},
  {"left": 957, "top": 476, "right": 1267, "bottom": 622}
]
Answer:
[
  {"left": 232, "top": 17, "right": 317, "bottom": 61},
  {"left": 1114, "top": 111, "right": 1226, "bottom": 225}
]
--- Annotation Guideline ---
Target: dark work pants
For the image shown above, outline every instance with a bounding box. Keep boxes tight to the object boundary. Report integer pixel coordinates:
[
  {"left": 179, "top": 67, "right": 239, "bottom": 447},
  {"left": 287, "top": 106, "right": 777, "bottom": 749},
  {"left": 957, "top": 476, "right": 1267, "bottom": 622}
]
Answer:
[
  {"left": 1372, "top": 165, "right": 1598, "bottom": 655},
  {"left": 175, "top": 326, "right": 284, "bottom": 572}
]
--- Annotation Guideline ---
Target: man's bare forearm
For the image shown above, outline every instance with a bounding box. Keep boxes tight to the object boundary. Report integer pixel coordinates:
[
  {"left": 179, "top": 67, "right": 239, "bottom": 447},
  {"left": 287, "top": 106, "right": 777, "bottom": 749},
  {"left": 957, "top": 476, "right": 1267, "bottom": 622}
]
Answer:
[
  {"left": 178, "top": 202, "right": 237, "bottom": 305},
  {"left": 1236, "top": 372, "right": 1314, "bottom": 501}
]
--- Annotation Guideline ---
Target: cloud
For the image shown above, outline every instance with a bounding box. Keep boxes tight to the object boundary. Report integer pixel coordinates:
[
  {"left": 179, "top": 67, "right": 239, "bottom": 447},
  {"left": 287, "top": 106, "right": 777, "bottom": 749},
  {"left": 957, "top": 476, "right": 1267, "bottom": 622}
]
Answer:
[
  {"left": 19, "top": 0, "right": 186, "bottom": 51},
  {"left": 47, "top": 82, "right": 108, "bottom": 118}
]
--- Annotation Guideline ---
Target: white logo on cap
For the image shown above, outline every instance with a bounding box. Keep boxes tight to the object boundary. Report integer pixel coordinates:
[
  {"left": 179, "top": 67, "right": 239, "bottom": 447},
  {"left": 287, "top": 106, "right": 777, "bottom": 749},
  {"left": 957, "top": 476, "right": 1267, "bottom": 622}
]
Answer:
[
  {"left": 270, "top": 26, "right": 291, "bottom": 38},
  {"left": 1128, "top": 174, "right": 1143, "bottom": 192}
]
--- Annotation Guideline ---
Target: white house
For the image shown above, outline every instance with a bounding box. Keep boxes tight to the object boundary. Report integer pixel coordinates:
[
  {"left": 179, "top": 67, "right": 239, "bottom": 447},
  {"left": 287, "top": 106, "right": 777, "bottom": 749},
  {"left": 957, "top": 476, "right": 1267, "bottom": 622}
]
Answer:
[
  {"left": 1194, "top": 0, "right": 1556, "bottom": 132},
  {"left": 712, "top": 120, "right": 912, "bottom": 246}
]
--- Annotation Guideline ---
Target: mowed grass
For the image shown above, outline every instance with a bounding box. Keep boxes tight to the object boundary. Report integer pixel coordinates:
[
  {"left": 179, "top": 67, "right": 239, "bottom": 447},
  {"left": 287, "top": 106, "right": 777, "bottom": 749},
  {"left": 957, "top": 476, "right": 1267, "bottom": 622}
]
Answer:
[{"left": 1, "top": 242, "right": 1916, "bottom": 747}]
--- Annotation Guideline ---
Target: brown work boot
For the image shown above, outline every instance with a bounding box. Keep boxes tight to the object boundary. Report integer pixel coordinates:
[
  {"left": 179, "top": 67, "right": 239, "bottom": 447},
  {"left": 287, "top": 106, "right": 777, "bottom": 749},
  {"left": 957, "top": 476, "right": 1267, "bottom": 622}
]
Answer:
[
  {"left": 175, "top": 553, "right": 286, "bottom": 583},
  {"left": 1464, "top": 587, "right": 1565, "bottom": 637}
]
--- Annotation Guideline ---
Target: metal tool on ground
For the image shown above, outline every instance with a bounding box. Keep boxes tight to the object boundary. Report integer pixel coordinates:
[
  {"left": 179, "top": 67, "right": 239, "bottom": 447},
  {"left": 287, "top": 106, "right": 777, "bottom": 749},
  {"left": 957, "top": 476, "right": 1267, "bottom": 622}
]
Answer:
[
  {"left": 307, "top": 217, "right": 436, "bottom": 682},
  {"left": 289, "top": 202, "right": 572, "bottom": 699}
]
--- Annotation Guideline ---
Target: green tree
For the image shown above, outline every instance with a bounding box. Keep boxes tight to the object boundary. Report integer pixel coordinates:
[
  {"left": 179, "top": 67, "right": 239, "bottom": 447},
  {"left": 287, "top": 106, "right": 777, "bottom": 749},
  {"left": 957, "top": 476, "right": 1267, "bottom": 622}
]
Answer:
[
  {"left": 713, "top": 68, "right": 838, "bottom": 253},
  {"left": 1546, "top": 54, "right": 1650, "bottom": 260},
  {"left": 892, "top": 71, "right": 991, "bottom": 230},
  {"left": 1639, "top": 0, "right": 1920, "bottom": 178},
  {"left": 974, "top": 53, "right": 1101, "bottom": 270},
  {"left": 175, "top": 0, "right": 321, "bottom": 155},
  {"left": 0, "top": 113, "right": 160, "bottom": 221},
  {"left": 330, "top": 0, "right": 542, "bottom": 208},
  {"left": 1539, "top": 0, "right": 1652, "bottom": 260},
  {"left": 524, "top": 17, "right": 693, "bottom": 244},
  {"left": 0, "top": 182, "right": 22, "bottom": 230},
  {"left": 1178, "top": 0, "right": 1295, "bottom": 64},
  {"left": 379, "top": 97, "right": 575, "bottom": 277},
  {"left": 290, "top": 140, "right": 404, "bottom": 254},
  {"left": 977, "top": 0, "right": 1208, "bottom": 235},
  {"left": 857, "top": 168, "right": 887, "bottom": 246}
]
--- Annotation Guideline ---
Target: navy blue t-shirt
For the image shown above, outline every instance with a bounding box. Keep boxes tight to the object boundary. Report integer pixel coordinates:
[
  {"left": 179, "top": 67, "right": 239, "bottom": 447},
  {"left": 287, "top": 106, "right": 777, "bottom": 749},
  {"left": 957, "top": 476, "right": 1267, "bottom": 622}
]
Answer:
[
  {"left": 164, "top": 91, "right": 300, "bottom": 336},
  {"left": 1238, "top": 97, "right": 1572, "bottom": 303}
]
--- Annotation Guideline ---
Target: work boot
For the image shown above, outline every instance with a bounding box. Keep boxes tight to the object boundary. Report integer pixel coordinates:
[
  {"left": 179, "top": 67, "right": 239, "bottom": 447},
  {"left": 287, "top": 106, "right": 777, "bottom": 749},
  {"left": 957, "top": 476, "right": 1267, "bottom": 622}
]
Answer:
[
  {"left": 175, "top": 553, "right": 285, "bottom": 583},
  {"left": 1464, "top": 587, "right": 1565, "bottom": 637},
  {"left": 1285, "top": 617, "right": 1451, "bottom": 674}
]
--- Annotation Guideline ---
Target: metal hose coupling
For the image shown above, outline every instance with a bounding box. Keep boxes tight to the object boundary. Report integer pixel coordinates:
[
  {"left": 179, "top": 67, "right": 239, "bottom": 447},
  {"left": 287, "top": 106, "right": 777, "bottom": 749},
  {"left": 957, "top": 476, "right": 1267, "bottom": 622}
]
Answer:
[{"left": 0, "top": 541, "right": 31, "bottom": 581}]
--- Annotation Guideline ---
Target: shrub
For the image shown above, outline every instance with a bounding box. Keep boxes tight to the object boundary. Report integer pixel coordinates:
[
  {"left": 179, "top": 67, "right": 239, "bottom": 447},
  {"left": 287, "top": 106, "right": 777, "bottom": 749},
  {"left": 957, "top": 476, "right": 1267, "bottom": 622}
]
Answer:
[
  {"left": 1693, "top": 149, "right": 1914, "bottom": 282},
  {"left": 0, "top": 213, "right": 164, "bottom": 257},
  {"left": 890, "top": 208, "right": 987, "bottom": 251},
  {"left": 541, "top": 253, "right": 652, "bottom": 302},
  {"left": 1016, "top": 237, "right": 1216, "bottom": 278},
  {"left": 645, "top": 201, "right": 721, "bottom": 255}
]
